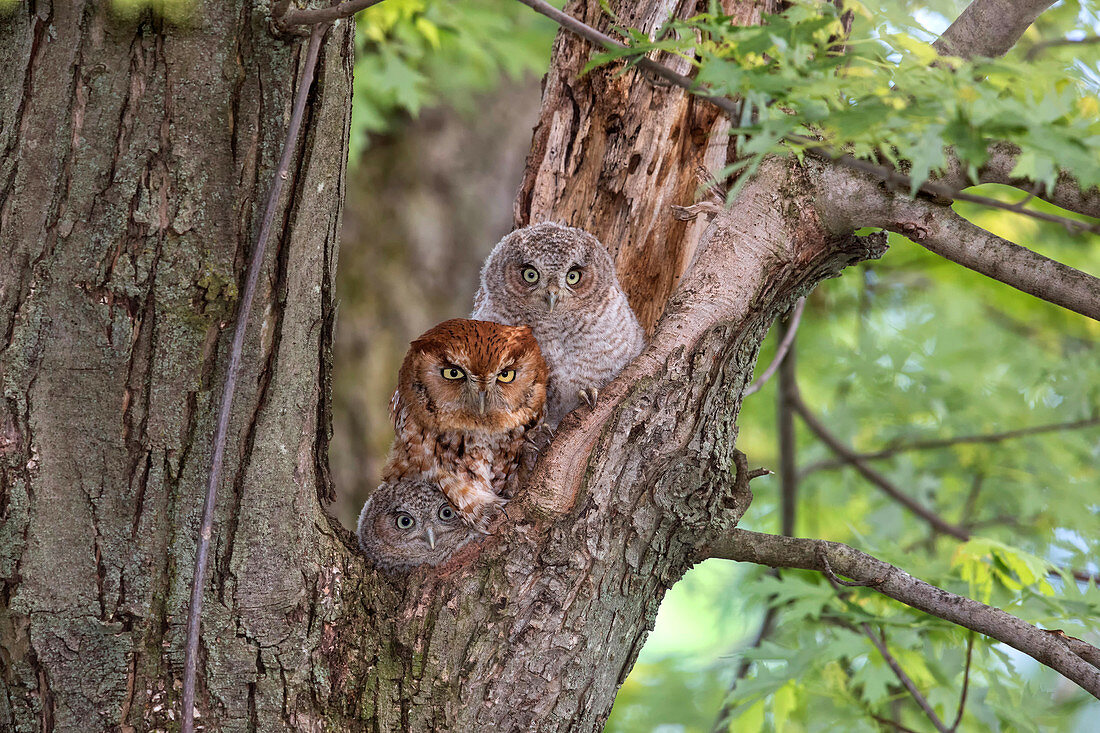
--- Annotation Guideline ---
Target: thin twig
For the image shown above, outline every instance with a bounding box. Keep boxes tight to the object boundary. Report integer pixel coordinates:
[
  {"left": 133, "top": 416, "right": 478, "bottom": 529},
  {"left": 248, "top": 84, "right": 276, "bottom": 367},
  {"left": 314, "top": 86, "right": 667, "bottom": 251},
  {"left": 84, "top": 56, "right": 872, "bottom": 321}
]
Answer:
[
  {"left": 180, "top": 22, "right": 329, "bottom": 733},
  {"left": 960, "top": 473, "right": 984, "bottom": 527},
  {"left": 791, "top": 388, "right": 972, "bottom": 541},
  {"left": 701, "top": 530, "right": 1100, "bottom": 697},
  {"left": 800, "top": 417, "right": 1100, "bottom": 475},
  {"left": 859, "top": 623, "right": 951, "bottom": 733},
  {"left": 513, "top": 0, "right": 1100, "bottom": 236},
  {"left": 744, "top": 298, "right": 805, "bottom": 397},
  {"left": 777, "top": 319, "right": 798, "bottom": 539},
  {"left": 710, "top": 603, "right": 779, "bottom": 733},
  {"left": 870, "top": 714, "right": 925, "bottom": 733},
  {"left": 1067, "top": 569, "right": 1100, "bottom": 585},
  {"left": 950, "top": 632, "right": 975, "bottom": 731},
  {"left": 278, "top": 0, "right": 386, "bottom": 26},
  {"left": 1025, "top": 35, "right": 1100, "bottom": 61},
  {"left": 513, "top": 0, "right": 738, "bottom": 113}
]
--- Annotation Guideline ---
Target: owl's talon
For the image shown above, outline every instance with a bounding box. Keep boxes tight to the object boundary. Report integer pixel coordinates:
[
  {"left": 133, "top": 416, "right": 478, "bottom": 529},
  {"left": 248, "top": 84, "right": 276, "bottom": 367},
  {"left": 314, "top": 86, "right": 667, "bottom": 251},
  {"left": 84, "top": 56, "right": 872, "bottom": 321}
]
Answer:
[
  {"left": 578, "top": 387, "right": 598, "bottom": 408},
  {"left": 462, "top": 494, "right": 508, "bottom": 534},
  {"left": 525, "top": 423, "right": 556, "bottom": 453}
]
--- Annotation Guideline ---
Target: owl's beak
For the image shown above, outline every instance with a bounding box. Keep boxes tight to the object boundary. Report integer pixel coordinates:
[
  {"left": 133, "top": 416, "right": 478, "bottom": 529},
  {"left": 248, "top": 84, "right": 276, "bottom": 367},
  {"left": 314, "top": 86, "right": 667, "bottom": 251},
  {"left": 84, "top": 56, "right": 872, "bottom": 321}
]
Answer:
[
  {"left": 477, "top": 389, "right": 487, "bottom": 416},
  {"left": 545, "top": 287, "right": 560, "bottom": 312},
  {"left": 421, "top": 527, "right": 437, "bottom": 550}
]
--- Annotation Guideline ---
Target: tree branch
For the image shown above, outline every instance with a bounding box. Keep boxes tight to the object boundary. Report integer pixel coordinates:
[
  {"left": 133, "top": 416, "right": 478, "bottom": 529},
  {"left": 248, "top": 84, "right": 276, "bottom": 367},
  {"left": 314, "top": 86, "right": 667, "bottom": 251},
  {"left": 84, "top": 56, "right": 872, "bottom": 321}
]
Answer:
[
  {"left": 930, "top": 3, "right": 1100, "bottom": 221},
  {"left": 893, "top": 207, "right": 1100, "bottom": 322},
  {"left": 930, "top": 5, "right": 1100, "bottom": 221},
  {"left": 777, "top": 326, "right": 798, "bottom": 539},
  {"left": 800, "top": 417, "right": 1100, "bottom": 475},
  {"left": 938, "top": 143, "right": 1100, "bottom": 221},
  {"left": 1025, "top": 35, "right": 1100, "bottom": 60},
  {"left": 932, "top": 0, "right": 1057, "bottom": 59},
  {"left": 816, "top": 163, "right": 1100, "bottom": 321},
  {"left": 790, "top": 388, "right": 972, "bottom": 541},
  {"left": 180, "top": 21, "right": 329, "bottom": 733},
  {"left": 811, "top": 146, "right": 1100, "bottom": 235},
  {"left": 700, "top": 530, "right": 1100, "bottom": 698},
  {"left": 276, "top": 0, "right": 386, "bottom": 26},
  {"left": 743, "top": 298, "right": 805, "bottom": 397}
]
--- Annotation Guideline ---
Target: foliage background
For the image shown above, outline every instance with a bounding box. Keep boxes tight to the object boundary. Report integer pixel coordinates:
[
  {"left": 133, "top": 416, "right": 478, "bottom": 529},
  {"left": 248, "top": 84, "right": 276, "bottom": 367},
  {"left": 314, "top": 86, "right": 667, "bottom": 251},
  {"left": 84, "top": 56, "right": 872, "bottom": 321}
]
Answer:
[{"left": 333, "top": 0, "right": 1100, "bottom": 730}]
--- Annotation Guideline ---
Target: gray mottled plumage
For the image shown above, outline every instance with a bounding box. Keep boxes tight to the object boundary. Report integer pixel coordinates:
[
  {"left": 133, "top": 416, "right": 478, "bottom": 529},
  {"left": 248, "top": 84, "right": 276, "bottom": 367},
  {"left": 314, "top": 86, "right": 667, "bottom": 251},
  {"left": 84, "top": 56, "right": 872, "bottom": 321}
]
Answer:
[
  {"left": 472, "top": 223, "right": 644, "bottom": 427},
  {"left": 357, "top": 478, "right": 477, "bottom": 572}
]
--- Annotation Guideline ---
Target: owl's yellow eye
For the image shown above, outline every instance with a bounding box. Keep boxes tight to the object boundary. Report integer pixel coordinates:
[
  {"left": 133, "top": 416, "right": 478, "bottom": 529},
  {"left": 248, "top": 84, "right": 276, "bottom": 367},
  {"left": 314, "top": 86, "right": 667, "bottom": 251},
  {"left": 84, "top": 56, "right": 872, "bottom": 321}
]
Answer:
[
  {"left": 441, "top": 367, "right": 466, "bottom": 380},
  {"left": 521, "top": 267, "right": 540, "bottom": 284},
  {"left": 566, "top": 268, "right": 582, "bottom": 285},
  {"left": 496, "top": 369, "right": 516, "bottom": 383},
  {"left": 395, "top": 513, "right": 414, "bottom": 530}
]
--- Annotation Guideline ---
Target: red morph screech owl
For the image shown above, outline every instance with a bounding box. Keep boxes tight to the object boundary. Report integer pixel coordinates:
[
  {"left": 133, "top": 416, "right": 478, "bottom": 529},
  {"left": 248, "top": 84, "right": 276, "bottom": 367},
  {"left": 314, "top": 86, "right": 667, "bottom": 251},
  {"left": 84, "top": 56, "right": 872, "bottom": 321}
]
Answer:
[{"left": 382, "top": 318, "right": 548, "bottom": 531}]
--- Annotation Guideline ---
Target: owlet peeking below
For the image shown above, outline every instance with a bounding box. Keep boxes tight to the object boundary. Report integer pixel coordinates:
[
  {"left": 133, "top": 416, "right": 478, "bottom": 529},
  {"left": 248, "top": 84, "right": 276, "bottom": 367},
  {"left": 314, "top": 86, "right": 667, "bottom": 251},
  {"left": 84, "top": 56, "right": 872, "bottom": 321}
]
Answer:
[
  {"left": 357, "top": 478, "right": 477, "bottom": 572},
  {"left": 471, "top": 223, "right": 645, "bottom": 427},
  {"left": 382, "top": 318, "right": 548, "bottom": 531}
]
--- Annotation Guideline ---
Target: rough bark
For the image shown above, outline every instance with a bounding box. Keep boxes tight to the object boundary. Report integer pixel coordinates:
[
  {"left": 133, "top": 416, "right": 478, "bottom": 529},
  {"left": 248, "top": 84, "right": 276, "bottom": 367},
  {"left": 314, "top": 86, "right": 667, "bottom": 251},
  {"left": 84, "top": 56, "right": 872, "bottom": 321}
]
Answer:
[
  {"left": 0, "top": 3, "right": 354, "bottom": 730},
  {"left": 933, "top": 0, "right": 1057, "bottom": 58}
]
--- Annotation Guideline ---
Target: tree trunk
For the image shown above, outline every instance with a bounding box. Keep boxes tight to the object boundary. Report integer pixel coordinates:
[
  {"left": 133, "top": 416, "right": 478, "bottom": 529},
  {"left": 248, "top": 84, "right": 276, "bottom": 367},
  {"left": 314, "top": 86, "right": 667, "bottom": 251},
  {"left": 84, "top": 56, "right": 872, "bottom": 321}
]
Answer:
[
  {"left": 2, "top": 1, "right": 885, "bottom": 731},
  {"left": 0, "top": 3, "right": 354, "bottom": 729}
]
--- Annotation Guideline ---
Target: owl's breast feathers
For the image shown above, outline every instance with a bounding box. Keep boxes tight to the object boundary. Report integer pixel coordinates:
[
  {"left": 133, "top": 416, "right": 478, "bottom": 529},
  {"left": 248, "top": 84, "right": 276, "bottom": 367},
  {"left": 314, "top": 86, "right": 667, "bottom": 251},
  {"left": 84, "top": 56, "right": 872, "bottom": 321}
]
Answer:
[{"left": 382, "top": 409, "right": 534, "bottom": 529}]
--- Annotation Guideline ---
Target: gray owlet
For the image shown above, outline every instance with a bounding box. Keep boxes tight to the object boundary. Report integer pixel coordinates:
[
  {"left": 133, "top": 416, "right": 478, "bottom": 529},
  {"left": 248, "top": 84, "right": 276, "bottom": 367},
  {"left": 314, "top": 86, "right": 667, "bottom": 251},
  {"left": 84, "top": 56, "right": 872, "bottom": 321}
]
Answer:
[
  {"left": 357, "top": 478, "right": 477, "bottom": 572},
  {"left": 471, "top": 222, "right": 645, "bottom": 427}
]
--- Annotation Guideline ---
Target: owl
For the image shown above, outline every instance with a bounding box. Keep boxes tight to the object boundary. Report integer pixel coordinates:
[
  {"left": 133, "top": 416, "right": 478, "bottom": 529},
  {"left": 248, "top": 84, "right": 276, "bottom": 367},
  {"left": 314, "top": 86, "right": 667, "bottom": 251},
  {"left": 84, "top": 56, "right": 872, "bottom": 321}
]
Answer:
[
  {"left": 357, "top": 478, "right": 478, "bottom": 572},
  {"left": 382, "top": 318, "right": 548, "bottom": 531},
  {"left": 471, "top": 223, "right": 645, "bottom": 427}
]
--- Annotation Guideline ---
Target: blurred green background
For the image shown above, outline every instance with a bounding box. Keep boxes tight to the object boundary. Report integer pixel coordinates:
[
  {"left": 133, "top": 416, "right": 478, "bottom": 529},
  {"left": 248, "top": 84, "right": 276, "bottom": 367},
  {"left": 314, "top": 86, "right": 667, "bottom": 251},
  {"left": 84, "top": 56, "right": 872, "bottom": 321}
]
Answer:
[{"left": 327, "top": 1, "right": 1100, "bottom": 730}]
